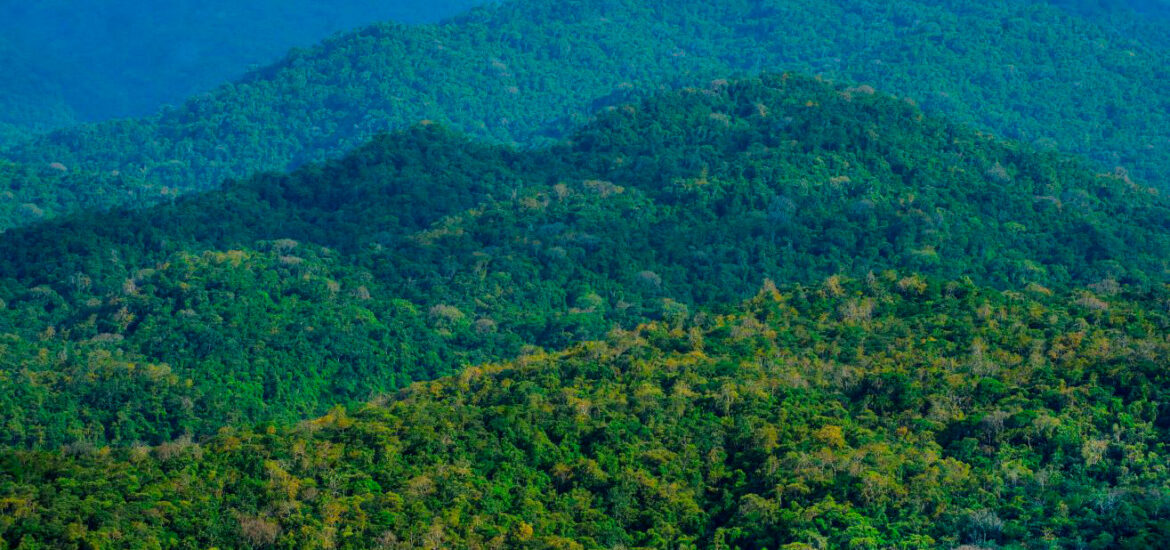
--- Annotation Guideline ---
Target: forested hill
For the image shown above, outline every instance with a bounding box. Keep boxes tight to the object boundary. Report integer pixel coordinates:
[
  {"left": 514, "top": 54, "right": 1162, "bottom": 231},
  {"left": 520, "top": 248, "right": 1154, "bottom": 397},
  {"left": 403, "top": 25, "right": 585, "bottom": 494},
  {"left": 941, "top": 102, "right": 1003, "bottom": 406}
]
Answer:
[
  {"left": 1054, "top": 0, "right": 1170, "bottom": 25},
  {"left": 0, "top": 0, "right": 490, "bottom": 138},
  {"left": 2, "top": 75, "right": 1169, "bottom": 450},
  {"left": 4, "top": 275, "right": 1170, "bottom": 548},
  {"left": 0, "top": 36, "right": 75, "bottom": 141},
  {"left": 3, "top": 0, "right": 1170, "bottom": 231},
  {"left": 1049, "top": 0, "right": 1170, "bottom": 59}
]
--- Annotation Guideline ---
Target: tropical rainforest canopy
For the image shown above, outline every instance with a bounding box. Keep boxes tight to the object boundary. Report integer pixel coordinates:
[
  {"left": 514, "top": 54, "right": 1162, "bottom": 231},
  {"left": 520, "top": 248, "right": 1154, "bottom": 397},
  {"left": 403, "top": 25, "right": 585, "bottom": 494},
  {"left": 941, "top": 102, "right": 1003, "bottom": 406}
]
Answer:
[
  {"left": 2, "top": 75, "right": 1170, "bottom": 547},
  {"left": 0, "top": 74, "right": 1167, "bottom": 447},
  {"left": 6, "top": 275, "right": 1170, "bottom": 548},
  {"left": 1, "top": 1, "right": 1170, "bottom": 549}
]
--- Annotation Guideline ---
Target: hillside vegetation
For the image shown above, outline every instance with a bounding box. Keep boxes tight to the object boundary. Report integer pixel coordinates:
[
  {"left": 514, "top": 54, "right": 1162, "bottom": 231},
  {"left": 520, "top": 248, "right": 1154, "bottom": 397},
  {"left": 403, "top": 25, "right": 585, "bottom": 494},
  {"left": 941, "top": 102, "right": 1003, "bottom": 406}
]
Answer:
[
  {"left": 3, "top": 0, "right": 1169, "bottom": 230},
  {"left": 1, "top": 75, "right": 1168, "bottom": 449},
  {"left": 3, "top": 275, "right": 1169, "bottom": 548},
  {"left": 0, "top": 0, "right": 490, "bottom": 139}
]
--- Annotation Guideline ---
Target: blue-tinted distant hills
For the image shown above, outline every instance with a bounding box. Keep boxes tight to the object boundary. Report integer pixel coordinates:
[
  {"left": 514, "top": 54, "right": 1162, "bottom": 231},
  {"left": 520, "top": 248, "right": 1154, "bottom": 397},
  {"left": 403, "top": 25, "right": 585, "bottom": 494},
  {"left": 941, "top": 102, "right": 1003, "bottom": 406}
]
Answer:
[
  {"left": 3, "top": 0, "right": 1170, "bottom": 234},
  {"left": 0, "top": 0, "right": 490, "bottom": 134},
  {"left": 1055, "top": 0, "right": 1170, "bottom": 17},
  {"left": 1049, "top": 0, "right": 1170, "bottom": 46}
]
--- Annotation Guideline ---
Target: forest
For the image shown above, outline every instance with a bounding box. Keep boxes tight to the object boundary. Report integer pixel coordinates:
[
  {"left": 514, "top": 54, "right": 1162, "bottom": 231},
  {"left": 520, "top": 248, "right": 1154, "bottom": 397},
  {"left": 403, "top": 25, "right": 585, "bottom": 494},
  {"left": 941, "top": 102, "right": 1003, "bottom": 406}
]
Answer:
[
  {"left": 0, "top": 75, "right": 1167, "bottom": 449},
  {"left": 2, "top": 1, "right": 1170, "bottom": 548},
  {"left": 2, "top": 0, "right": 1169, "bottom": 231},
  {"left": 0, "top": 0, "right": 490, "bottom": 138},
  {"left": 1, "top": 75, "right": 1170, "bottom": 547},
  {"left": 5, "top": 274, "right": 1170, "bottom": 548}
]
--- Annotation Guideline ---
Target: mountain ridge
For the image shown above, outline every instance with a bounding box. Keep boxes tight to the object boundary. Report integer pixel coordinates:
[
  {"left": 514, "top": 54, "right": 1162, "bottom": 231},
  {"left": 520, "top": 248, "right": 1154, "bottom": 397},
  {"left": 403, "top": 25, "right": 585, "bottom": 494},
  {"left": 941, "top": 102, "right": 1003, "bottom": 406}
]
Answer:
[
  {"left": 1, "top": 74, "right": 1168, "bottom": 449},
  {"left": 2, "top": 0, "right": 1168, "bottom": 232},
  {"left": 0, "top": 0, "right": 493, "bottom": 138}
]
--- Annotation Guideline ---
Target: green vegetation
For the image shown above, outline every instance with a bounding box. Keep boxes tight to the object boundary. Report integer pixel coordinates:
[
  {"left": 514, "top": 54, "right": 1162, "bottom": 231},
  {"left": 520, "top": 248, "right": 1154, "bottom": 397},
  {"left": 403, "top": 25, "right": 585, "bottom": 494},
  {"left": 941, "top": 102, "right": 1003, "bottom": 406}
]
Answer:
[
  {"left": 0, "top": 0, "right": 489, "bottom": 138},
  {"left": 0, "top": 159, "right": 158, "bottom": 228},
  {"left": 2, "top": 75, "right": 1168, "bottom": 449},
  {"left": 4, "top": 275, "right": 1170, "bottom": 548},
  {"left": 3, "top": 0, "right": 1169, "bottom": 231},
  {"left": 1, "top": 0, "right": 1170, "bottom": 542},
  {"left": 1051, "top": 0, "right": 1170, "bottom": 48}
]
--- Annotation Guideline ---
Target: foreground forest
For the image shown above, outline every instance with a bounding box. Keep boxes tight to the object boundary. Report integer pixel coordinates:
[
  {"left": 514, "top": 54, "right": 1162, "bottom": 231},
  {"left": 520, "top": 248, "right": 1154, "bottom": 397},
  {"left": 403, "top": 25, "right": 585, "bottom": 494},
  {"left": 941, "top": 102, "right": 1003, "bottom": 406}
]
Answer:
[
  {"left": 2, "top": 0, "right": 1169, "bottom": 231},
  {"left": 4, "top": 275, "right": 1170, "bottom": 548},
  {"left": 1, "top": 75, "right": 1168, "bottom": 450}
]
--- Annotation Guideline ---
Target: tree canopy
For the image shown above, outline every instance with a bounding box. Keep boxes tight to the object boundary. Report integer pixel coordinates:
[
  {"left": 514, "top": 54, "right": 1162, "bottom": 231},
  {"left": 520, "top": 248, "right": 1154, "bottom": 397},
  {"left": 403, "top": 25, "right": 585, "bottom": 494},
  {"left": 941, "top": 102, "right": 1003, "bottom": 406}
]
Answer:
[
  {"left": 4, "top": 274, "right": 1169, "bottom": 548},
  {"left": 2, "top": 0, "right": 1169, "bottom": 230},
  {"left": 0, "top": 75, "right": 1167, "bottom": 450}
]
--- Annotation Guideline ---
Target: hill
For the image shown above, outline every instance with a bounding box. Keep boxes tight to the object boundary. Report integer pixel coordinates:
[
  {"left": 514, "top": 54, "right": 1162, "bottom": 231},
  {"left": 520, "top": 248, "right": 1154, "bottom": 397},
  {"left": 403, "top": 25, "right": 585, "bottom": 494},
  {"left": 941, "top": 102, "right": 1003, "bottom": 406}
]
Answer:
[
  {"left": 1053, "top": 0, "right": 1170, "bottom": 31},
  {"left": 0, "top": 0, "right": 490, "bottom": 140},
  {"left": 3, "top": 275, "right": 1169, "bottom": 548},
  {"left": 2, "top": 0, "right": 1169, "bottom": 231},
  {"left": 0, "top": 37, "right": 75, "bottom": 142},
  {"left": 1, "top": 75, "right": 1168, "bottom": 448}
]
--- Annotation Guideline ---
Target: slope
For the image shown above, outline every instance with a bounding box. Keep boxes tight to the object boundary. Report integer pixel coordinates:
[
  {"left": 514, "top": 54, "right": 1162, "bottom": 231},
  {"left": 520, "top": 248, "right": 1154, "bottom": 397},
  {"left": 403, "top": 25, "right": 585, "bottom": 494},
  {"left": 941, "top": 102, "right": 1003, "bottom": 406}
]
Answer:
[
  {"left": 0, "top": 37, "right": 75, "bottom": 146},
  {"left": 1, "top": 74, "right": 1168, "bottom": 448},
  {"left": 3, "top": 275, "right": 1169, "bottom": 548},
  {"left": 0, "top": 0, "right": 491, "bottom": 135},
  {"left": 2, "top": 0, "right": 1169, "bottom": 231}
]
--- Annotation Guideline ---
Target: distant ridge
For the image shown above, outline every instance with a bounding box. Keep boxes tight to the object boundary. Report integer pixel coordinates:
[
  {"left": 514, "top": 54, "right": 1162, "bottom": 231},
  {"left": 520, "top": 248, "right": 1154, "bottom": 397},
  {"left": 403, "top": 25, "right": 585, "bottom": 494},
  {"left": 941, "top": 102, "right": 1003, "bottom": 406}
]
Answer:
[
  {"left": 0, "top": 0, "right": 491, "bottom": 136},
  {"left": 1, "top": 0, "right": 1168, "bottom": 232}
]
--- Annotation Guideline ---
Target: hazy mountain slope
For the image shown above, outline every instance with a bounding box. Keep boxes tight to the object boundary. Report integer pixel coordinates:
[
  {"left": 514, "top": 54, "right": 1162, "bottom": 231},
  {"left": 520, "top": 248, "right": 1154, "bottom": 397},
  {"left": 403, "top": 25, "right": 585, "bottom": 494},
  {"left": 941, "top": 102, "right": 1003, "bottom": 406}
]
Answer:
[
  {"left": 1048, "top": 0, "right": 1170, "bottom": 79},
  {"left": 1, "top": 75, "right": 1168, "bottom": 448},
  {"left": 3, "top": 276, "right": 1169, "bottom": 548},
  {"left": 1053, "top": 0, "right": 1170, "bottom": 32},
  {"left": 0, "top": 38, "right": 75, "bottom": 143},
  {"left": 3, "top": 0, "right": 1168, "bottom": 231},
  {"left": 0, "top": 0, "right": 490, "bottom": 135}
]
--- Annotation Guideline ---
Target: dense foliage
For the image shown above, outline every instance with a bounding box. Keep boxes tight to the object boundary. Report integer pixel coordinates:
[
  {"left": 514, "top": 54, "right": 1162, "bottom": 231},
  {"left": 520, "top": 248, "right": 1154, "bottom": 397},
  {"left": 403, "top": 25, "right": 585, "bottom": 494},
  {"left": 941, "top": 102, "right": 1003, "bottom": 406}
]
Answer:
[
  {"left": 0, "top": 0, "right": 490, "bottom": 137},
  {"left": 3, "top": 0, "right": 1169, "bottom": 230},
  {"left": 4, "top": 275, "right": 1170, "bottom": 548},
  {"left": 2, "top": 1, "right": 1170, "bottom": 544},
  {"left": 0, "top": 159, "right": 158, "bottom": 228},
  {"left": 1, "top": 75, "right": 1168, "bottom": 449},
  {"left": 1052, "top": 0, "right": 1170, "bottom": 38}
]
